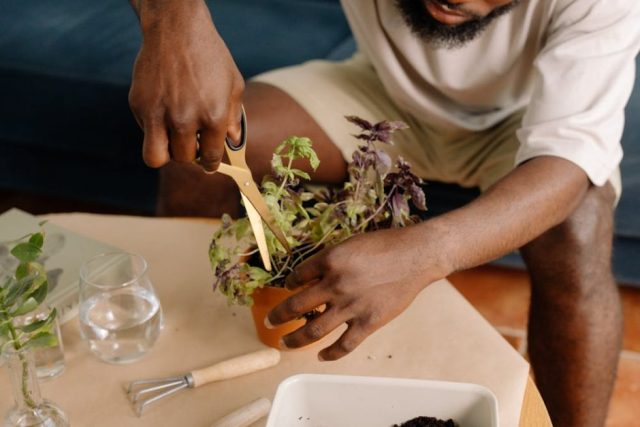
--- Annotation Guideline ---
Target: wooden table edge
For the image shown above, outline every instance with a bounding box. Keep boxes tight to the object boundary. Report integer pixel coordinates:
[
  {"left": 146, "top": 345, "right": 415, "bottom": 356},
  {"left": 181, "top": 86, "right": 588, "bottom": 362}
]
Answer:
[{"left": 520, "top": 376, "right": 552, "bottom": 426}]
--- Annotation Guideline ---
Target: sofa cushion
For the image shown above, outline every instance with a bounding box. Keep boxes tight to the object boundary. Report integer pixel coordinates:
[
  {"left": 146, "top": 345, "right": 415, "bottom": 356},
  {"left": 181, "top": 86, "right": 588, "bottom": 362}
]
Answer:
[
  {"left": 0, "top": 0, "right": 351, "bottom": 210},
  {"left": 0, "top": 0, "right": 352, "bottom": 86}
]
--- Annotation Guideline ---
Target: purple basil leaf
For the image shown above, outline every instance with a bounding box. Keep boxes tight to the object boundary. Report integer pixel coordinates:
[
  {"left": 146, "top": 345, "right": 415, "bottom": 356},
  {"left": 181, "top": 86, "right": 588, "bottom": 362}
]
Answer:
[
  {"left": 409, "top": 183, "right": 427, "bottom": 211},
  {"left": 396, "top": 157, "right": 411, "bottom": 172},
  {"left": 375, "top": 149, "right": 392, "bottom": 175},
  {"left": 374, "top": 130, "right": 392, "bottom": 144},
  {"left": 345, "top": 115, "right": 373, "bottom": 131},
  {"left": 390, "top": 192, "right": 409, "bottom": 226},
  {"left": 387, "top": 120, "right": 409, "bottom": 131},
  {"left": 384, "top": 171, "right": 399, "bottom": 187},
  {"left": 354, "top": 134, "right": 372, "bottom": 142}
]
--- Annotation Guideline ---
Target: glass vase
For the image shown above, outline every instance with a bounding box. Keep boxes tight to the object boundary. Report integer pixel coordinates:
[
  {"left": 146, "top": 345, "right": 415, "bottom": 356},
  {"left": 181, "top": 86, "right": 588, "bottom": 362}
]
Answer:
[
  {"left": 2, "top": 347, "right": 69, "bottom": 427},
  {"left": 14, "top": 304, "right": 66, "bottom": 379}
]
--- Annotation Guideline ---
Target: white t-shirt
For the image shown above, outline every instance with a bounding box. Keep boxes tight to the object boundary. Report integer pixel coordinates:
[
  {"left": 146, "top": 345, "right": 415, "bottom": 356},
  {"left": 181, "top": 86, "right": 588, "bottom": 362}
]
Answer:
[{"left": 340, "top": 0, "right": 640, "bottom": 186}]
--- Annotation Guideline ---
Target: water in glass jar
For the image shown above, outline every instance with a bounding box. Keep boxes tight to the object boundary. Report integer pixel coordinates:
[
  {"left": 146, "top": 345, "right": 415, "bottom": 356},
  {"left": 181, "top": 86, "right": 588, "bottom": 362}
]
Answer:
[{"left": 79, "top": 287, "right": 162, "bottom": 364}]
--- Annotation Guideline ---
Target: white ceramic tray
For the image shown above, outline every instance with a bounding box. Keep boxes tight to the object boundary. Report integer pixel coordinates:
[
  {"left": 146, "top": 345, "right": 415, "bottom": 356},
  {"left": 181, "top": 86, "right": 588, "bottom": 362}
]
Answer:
[{"left": 266, "top": 374, "right": 499, "bottom": 427}]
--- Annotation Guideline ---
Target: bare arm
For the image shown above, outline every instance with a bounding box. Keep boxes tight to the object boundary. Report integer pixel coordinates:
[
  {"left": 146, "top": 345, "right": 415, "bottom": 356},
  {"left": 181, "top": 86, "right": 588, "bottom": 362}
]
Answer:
[
  {"left": 426, "top": 155, "right": 589, "bottom": 275},
  {"left": 268, "top": 156, "right": 590, "bottom": 360}
]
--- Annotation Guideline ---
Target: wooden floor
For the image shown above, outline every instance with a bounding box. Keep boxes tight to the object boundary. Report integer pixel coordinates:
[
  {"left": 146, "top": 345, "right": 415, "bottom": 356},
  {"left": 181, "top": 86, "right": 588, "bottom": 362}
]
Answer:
[
  {"left": 2, "top": 189, "right": 639, "bottom": 426},
  {"left": 449, "top": 266, "right": 640, "bottom": 427}
]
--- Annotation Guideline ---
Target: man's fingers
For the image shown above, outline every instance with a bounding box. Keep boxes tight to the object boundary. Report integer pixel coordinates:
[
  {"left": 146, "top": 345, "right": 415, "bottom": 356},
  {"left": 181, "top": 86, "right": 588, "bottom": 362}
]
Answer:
[
  {"left": 285, "top": 255, "right": 325, "bottom": 290},
  {"left": 198, "top": 126, "right": 226, "bottom": 172},
  {"left": 169, "top": 124, "right": 199, "bottom": 163},
  {"left": 267, "top": 283, "right": 330, "bottom": 327},
  {"left": 281, "top": 307, "right": 345, "bottom": 349},
  {"left": 318, "top": 321, "right": 369, "bottom": 361},
  {"left": 142, "top": 122, "right": 171, "bottom": 168}
]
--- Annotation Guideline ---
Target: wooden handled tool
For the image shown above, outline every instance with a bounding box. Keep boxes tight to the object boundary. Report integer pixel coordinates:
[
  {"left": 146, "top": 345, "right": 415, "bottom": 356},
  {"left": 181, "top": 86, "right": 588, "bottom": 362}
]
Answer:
[{"left": 127, "top": 348, "right": 281, "bottom": 416}]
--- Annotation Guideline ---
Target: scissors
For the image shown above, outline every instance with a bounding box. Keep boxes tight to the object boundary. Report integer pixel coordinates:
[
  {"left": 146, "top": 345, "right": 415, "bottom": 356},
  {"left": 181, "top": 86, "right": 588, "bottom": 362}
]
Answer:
[{"left": 196, "top": 107, "right": 290, "bottom": 271}]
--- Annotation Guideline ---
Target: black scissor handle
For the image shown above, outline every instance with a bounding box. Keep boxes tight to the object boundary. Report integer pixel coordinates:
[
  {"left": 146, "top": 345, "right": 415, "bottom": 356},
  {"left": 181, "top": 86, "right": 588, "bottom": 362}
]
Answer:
[{"left": 224, "top": 106, "right": 247, "bottom": 152}]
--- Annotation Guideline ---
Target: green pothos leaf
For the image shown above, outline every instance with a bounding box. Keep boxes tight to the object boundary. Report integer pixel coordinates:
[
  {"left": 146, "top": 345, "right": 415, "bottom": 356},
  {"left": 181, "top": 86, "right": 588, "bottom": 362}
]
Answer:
[
  {"left": 28, "top": 233, "right": 44, "bottom": 249},
  {"left": 27, "top": 280, "right": 48, "bottom": 305},
  {"left": 10, "top": 242, "right": 41, "bottom": 264},
  {"left": 18, "top": 308, "right": 57, "bottom": 334},
  {"left": 24, "top": 331, "right": 58, "bottom": 350},
  {"left": 10, "top": 297, "right": 39, "bottom": 317}
]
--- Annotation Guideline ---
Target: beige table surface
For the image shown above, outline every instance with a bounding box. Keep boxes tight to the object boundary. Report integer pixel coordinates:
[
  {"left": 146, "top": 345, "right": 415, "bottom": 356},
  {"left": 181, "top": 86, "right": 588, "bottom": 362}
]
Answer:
[{"left": 0, "top": 214, "right": 544, "bottom": 427}]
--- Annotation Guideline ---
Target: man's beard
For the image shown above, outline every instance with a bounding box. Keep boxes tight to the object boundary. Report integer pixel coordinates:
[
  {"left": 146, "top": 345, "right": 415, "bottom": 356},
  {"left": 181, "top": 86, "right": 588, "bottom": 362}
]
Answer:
[{"left": 395, "top": 0, "right": 520, "bottom": 49}]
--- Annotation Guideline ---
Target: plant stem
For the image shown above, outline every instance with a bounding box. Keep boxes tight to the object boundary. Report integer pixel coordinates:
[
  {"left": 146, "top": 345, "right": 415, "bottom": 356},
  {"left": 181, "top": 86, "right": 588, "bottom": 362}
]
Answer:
[
  {"left": 352, "top": 139, "right": 376, "bottom": 202},
  {"left": 275, "top": 156, "right": 294, "bottom": 201},
  {"left": 238, "top": 249, "right": 259, "bottom": 257},
  {"left": 291, "top": 223, "right": 339, "bottom": 268},
  {"left": 358, "top": 185, "right": 398, "bottom": 232},
  {"left": 6, "top": 319, "right": 37, "bottom": 409}
]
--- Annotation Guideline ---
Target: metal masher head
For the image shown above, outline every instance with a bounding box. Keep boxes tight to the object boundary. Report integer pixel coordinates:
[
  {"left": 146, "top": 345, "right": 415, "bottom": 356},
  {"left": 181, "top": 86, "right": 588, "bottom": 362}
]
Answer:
[{"left": 127, "top": 373, "right": 195, "bottom": 416}]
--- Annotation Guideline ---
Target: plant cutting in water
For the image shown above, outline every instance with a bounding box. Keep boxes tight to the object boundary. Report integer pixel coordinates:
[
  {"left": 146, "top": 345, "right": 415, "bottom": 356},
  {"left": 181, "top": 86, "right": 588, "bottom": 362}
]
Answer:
[
  {"left": 0, "top": 229, "right": 58, "bottom": 408},
  {"left": 209, "top": 116, "right": 427, "bottom": 306}
]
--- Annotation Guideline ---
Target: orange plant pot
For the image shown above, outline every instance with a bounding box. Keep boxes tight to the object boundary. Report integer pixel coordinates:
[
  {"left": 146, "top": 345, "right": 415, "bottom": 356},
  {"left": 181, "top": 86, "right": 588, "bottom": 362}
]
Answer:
[{"left": 250, "top": 286, "right": 306, "bottom": 349}]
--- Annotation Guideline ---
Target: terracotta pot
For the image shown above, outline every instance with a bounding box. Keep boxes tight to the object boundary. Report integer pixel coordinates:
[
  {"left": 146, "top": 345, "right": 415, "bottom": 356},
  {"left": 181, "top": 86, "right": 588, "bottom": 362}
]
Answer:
[{"left": 250, "top": 286, "right": 306, "bottom": 349}]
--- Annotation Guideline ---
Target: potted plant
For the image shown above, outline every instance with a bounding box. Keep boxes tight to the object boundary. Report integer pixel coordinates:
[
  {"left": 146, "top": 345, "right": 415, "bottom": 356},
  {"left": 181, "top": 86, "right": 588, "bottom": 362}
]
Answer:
[
  {"left": 0, "top": 230, "right": 69, "bottom": 427},
  {"left": 209, "top": 116, "right": 427, "bottom": 348}
]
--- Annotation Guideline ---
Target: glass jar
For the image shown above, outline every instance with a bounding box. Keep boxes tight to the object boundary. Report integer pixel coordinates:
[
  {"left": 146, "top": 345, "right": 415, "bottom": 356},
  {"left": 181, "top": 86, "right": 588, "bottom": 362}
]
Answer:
[
  {"left": 79, "top": 252, "right": 163, "bottom": 364},
  {"left": 2, "top": 347, "right": 69, "bottom": 427}
]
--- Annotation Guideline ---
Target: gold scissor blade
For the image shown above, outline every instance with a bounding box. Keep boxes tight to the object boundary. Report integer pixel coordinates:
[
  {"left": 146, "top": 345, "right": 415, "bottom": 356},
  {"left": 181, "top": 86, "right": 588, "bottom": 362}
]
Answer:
[
  {"left": 237, "top": 184, "right": 291, "bottom": 254},
  {"left": 241, "top": 194, "right": 271, "bottom": 271},
  {"left": 216, "top": 163, "right": 291, "bottom": 253}
]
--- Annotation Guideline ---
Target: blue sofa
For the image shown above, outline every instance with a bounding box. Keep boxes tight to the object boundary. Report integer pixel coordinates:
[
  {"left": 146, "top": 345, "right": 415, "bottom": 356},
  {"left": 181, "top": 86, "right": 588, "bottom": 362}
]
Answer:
[{"left": 1, "top": 1, "right": 639, "bottom": 286}]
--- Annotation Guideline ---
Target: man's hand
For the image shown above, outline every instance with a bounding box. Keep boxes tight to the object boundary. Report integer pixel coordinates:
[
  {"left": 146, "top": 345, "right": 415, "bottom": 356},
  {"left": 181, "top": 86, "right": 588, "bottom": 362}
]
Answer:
[
  {"left": 128, "top": 0, "right": 244, "bottom": 171},
  {"left": 266, "top": 227, "right": 444, "bottom": 361}
]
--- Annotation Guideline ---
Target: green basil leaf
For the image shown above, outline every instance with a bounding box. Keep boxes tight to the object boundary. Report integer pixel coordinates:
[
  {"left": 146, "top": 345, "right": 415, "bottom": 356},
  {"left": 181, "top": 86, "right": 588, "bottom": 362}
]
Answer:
[
  {"left": 291, "top": 169, "right": 311, "bottom": 180},
  {"left": 234, "top": 218, "right": 251, "bottom": 241}
]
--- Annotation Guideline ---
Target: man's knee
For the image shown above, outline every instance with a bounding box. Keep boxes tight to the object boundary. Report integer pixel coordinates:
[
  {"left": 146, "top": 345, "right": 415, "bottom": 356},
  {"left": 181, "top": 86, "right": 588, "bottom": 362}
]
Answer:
[
  {"left": 244, "top": 82, "right": 347, "bottom": 184},
  {"left": 521, "top": 183, "right": 616, "bottom": 285}
]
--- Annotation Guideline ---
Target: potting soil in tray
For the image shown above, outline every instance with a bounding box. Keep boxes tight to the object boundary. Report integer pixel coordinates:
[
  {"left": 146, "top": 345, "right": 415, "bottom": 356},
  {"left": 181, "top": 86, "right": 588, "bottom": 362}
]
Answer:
[{"left": 392, "top": 416, "right": 458, "bottom": 427}]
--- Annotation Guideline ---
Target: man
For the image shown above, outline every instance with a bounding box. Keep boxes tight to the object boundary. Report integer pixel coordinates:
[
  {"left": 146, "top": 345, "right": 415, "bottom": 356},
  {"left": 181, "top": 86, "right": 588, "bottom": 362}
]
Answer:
[{"left": 127, "top": 0, "right": 640, "bottom": 425}]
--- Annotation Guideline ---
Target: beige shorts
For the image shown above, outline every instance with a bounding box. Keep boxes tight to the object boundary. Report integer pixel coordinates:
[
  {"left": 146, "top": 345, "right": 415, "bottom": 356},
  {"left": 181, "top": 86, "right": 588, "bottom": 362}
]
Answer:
[{"left": 253, "top": 54, "right": 621, "bottom": 199}]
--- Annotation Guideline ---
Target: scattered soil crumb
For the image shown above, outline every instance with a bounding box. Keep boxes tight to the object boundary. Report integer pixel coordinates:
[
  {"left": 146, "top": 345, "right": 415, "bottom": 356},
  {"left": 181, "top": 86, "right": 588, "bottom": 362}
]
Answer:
[
  {"left": 367, "top": 355, "right": 376, "bottom": 360},
  {"left": 388, "top": 354, "right": 393, "bottom": 359}
]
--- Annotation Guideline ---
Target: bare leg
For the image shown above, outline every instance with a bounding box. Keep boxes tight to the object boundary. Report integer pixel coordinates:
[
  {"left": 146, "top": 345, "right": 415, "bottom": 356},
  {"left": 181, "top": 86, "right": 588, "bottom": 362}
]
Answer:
[
  {"left": 520, "top": 183, "right": 622, "bottom": 427},
  {"left": 156, "top": 82, "right": 347, "bottom": 217}
]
